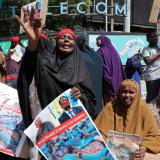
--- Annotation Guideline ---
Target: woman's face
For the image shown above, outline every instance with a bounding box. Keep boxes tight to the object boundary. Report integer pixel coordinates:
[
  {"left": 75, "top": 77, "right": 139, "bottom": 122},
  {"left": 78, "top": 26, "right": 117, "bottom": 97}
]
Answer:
[
  {"left": 57, "top": 33, "right": 75, "bottom": 54},
  {"left": 120, "top": 85, "right": 137, "bottom": 107},
  {"left": 96, "top": 39, "right": 101, "bottom": 47}
]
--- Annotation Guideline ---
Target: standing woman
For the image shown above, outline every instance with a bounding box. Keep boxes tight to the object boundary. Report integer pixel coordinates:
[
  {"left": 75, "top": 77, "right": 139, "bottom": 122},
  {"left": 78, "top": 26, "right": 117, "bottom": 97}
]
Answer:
[
  {"left": 5, "top": 37, "right": 21, "bottom": 75},
  {"left": 5, "top": 37, "right": 25, "bottom": 88},
  {"left": 96, "top": 35, "right": 126, "bottom": 105},
  {"left": 15, "top": 8, "right": 96, "bottom": 130},
  {"left": 77, "top": 34, "right": 103, "bottom": 117}
]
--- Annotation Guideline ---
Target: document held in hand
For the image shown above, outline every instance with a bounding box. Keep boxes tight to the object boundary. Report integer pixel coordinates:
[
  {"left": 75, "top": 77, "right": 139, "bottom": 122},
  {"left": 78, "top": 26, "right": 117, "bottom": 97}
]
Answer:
[{"left": 24, "top": 89, "right": 116, "bottom": 160}]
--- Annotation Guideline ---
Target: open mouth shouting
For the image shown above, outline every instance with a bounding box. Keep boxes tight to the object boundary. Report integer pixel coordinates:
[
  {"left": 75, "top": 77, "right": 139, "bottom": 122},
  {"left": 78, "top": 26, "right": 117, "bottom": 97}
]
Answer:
[{"left": 57, "top": 34, "right": 76, "bottom": 54}]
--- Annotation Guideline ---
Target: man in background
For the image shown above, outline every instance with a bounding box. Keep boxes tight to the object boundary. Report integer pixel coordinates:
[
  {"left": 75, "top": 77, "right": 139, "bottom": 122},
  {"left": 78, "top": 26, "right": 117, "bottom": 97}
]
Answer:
[{"left": 142, "top": 30, "right": 160, "bottom": 103}]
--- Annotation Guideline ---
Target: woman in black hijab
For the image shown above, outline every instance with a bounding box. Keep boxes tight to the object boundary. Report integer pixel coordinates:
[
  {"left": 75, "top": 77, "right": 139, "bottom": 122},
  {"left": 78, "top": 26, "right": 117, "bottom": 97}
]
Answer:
[
  {"left": 16, "top": 8, "right": 96, "bottom": 129},
  {"left": 77, "top": 34, "right": 103, "bottom": 117}
]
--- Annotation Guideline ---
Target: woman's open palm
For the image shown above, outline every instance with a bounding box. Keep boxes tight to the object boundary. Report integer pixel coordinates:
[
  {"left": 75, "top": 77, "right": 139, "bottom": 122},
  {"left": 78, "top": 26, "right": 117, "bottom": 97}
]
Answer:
[{"left": 15, "top": 6, "right": 42, "bottom": 42}]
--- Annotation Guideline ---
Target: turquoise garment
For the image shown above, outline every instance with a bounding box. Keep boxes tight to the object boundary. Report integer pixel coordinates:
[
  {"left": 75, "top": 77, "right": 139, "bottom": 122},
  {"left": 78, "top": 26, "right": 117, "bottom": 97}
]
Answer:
[
  {"left": 72, "top": 130, "right": 79, "bottom": 136},
  {"left": 86, "top": 125, "right": 96, "bottom": 133},
  {"left": 66, "top": 138, "right": 77, "bottom": 146},
  {"left": 62, "top": 154, "right": 81, "bottom": 160},
  {"left": 77, "top": 136, "right": 94, "bottom": 148},
  {"left": 0, "top": 132, "right": 10, "bottom": 144}
]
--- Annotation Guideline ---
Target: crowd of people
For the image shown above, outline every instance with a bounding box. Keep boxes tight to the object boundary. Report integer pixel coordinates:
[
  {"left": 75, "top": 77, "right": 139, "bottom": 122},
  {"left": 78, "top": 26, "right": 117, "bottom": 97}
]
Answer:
[{"left": 0, "top": 6, "right": 160, "bottom": 160}]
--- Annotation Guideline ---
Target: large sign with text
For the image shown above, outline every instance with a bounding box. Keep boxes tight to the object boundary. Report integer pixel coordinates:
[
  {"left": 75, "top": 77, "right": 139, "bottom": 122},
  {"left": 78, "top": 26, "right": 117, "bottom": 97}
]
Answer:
[
  {"left": 1, "top": 1, "right": 126, "bottom": 17},
  {"left": 50, "top": 2, "right": 126, "bottom": 16}
]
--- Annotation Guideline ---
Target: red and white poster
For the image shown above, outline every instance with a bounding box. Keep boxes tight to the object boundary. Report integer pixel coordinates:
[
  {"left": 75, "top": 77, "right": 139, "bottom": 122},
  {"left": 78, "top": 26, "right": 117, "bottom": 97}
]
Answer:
[{"left": 24, "top": 89, "right": 116, "bottom": 160}]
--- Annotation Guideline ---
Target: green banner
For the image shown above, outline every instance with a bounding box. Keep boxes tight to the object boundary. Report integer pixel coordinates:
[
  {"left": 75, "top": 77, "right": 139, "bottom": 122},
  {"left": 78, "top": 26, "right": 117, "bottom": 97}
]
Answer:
[
  {"left": 0, "top": 0, "right": 3, "bottom": 10},
  {"left": 0, "top": 39, "right": 28, "bottom": 54}
]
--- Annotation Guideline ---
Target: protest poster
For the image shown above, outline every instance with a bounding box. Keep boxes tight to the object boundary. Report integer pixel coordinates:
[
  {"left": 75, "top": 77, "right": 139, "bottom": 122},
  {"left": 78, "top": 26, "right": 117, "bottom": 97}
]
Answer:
[
  {"left": 20, "top": 0, "right": 48, "bottom": 33},
  {"left": 0, "top": 82, "right": 27, "bottom": 158},
  {"left": 24, "top": 89, "right": 116, "bottom": 160},
  {"left": 107, "top": 130, "right": 142, "bottom": 160},
  {"left": 10, "top": 44, "right": 25, "bottom": 63}
]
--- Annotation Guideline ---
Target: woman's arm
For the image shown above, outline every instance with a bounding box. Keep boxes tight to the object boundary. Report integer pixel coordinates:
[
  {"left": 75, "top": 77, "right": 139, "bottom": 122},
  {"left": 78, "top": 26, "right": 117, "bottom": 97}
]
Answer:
[{"left": 15, "top": 6, "right": 42, "bottom": 52}]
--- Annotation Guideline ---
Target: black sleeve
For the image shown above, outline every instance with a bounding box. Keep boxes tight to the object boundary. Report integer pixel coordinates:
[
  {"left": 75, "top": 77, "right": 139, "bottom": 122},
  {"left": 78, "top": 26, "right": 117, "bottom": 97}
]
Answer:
[{"left": 17, "top": 48, "right": 38, "bottom": 127}]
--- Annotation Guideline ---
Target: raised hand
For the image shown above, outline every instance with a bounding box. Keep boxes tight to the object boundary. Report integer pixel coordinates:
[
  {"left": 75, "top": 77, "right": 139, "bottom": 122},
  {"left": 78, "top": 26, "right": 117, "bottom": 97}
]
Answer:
[{"left": 15, "top": 6, "right": 42, "bottom": 51}]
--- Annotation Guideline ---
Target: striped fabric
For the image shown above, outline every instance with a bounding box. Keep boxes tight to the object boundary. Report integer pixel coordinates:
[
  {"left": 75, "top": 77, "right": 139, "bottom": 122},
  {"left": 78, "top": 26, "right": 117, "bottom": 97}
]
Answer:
[{"left": 29, "top": 77, "right": 42, "bottom": 120}]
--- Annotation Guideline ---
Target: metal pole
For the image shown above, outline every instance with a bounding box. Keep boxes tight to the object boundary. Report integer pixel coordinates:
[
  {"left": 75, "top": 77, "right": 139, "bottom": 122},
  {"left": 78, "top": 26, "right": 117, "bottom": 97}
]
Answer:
[
  {"left": 93, "top": 0, "right": 96, "bottom": 13},
  {"left": 124, "top": 0, "right": 131, "bottom": 32},
  {"left": 105, "top": 0, "right": 108, "bottom": 32},
  {"left": 111, "top": 0, "right": 114, "bottom": 32}
]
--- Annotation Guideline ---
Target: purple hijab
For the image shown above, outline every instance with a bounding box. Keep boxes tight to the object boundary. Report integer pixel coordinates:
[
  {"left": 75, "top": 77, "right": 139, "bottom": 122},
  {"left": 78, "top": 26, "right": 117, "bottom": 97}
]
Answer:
[
  {"left": 97, "top": 35, "right": 126, "bottom": 97},
  {"left": 5, "top": 52, "right": 20, "bottom": 75}
]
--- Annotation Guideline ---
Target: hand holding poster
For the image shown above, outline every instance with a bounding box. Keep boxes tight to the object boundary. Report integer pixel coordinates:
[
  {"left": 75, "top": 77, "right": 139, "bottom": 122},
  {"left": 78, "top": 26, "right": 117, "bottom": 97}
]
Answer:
[
  {"left": 107, "top": 130, "right": 142, "bottom": 160},
  {"left": 20, "top": 0, "right": 48, "bottom": 33},
  {"left": 24, "top": 89, "right": 116, "bottom": 160},
  {"left": 0, "top": 82, "right": 27, "bottom": 158}
]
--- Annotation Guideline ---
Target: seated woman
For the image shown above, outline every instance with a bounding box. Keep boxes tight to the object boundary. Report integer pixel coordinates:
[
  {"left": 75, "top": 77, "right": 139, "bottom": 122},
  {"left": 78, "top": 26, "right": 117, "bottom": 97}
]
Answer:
[{"left": 95, "top": 79, "right": 160, "bottom": 160}]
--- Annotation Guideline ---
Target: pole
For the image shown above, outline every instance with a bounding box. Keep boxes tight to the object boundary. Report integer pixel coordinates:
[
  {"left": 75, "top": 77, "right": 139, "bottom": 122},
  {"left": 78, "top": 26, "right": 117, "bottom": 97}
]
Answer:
[
  {"left": 105, "top": 0, "right": 108, "bottom": 32},
  {"left": 124, "top": 0, "right": 131, "bottom": 32},
  {"left": 111, "top": 0, "right": 114, "bottom": 32},
  {"left": 93, "top": 0, "right": 96, "bottom": 13}
]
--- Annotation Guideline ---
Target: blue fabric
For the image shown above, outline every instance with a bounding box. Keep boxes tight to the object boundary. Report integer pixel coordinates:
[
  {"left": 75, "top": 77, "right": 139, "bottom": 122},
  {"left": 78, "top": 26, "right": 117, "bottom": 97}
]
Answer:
[
  {"left": 125, "top": 54, "right": 143, "bottom": 95},
  {"left": 125, "top": 54, "right": 143, "bottom": 79},
  {"left": 131, "top": 71, "right": 141, "bottom": 94}
]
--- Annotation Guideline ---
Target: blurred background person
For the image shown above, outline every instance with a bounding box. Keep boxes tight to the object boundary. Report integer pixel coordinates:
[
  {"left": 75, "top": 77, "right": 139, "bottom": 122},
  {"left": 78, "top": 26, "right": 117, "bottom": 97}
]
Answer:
[
  {"left": 125, "top": 50, "right": 143, "bottom": 93},
  {"left": 5, "top": 36, "right": 25, "bottom": 88},
  {"left": 96, "top": 35, "right": 126, "bottom": 105},
  {"left": 142, "top": 30, "right": 160, "bottom": 104},
  {"left": 77, "top": 34, "right": 103, "bottom": 117}
]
